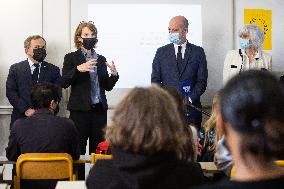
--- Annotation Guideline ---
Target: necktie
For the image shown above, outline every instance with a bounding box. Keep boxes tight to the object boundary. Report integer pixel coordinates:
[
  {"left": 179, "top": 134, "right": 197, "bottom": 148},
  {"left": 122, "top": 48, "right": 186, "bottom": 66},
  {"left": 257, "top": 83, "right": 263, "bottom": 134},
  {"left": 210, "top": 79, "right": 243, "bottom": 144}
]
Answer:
[
  {"left": 177, "top": 46, "right": 183, "bottom": 73},
  {"left": 32, "top": 64, "right": 40, "bottom": 85}
]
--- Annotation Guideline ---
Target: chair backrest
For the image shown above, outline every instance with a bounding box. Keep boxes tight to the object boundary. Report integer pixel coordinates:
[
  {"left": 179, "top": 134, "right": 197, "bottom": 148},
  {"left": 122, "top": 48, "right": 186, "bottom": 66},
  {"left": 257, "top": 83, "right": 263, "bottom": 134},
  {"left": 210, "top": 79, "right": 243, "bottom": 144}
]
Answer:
[
  {"left": 275, "top": 160, "right": 284, "bottom": 167},
  {"left": 91, "top": 153, "right": 112, "bottom": 164},
  {"left": 15, "top": 153, "right": 74, "bottom": 189}
]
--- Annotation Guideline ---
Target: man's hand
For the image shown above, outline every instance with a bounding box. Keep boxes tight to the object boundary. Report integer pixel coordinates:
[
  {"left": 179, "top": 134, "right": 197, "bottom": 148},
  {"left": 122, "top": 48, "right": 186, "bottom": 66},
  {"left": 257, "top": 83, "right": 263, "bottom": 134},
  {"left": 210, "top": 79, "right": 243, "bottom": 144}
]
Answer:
[
  {"left": 25, "top": 108, "right": 35, "bottom": 117},
  {"left": 106, "top": 61, "right": 117, "bottom": 75},
  {"left": 77, "top": 59, "right": 97, "bottom": 72}
]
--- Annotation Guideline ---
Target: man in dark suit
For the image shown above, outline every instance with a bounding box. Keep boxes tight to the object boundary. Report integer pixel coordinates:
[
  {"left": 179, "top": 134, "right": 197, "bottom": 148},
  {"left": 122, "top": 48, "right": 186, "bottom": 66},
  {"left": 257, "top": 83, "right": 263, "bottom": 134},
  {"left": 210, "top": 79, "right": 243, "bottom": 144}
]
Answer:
[
  {"left": 6, "top": 83, "right": 80, "bottom": 189},
  {"left": 62, "top": 22, "right": 119, "bottom": 179},
  {"left": 6, "top": 35, "right": 61, "bottom": 127},
  {"left": 151, "top": 16, "right": 208, "bottom": 130}
]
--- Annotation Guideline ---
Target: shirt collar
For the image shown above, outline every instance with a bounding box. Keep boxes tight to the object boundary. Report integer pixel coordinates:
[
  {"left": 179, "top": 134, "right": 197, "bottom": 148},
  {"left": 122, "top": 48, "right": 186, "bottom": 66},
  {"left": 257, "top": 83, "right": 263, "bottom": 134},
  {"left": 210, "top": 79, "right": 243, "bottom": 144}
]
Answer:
[
  {"left": 173, "top": 40, "right": 187, "bottom": 49},
  {"left": 28, "top": 58, "right": 41, "bottom": 68},
  {"left": 242, "top": 49, "right": 260, "bottom": 60}
]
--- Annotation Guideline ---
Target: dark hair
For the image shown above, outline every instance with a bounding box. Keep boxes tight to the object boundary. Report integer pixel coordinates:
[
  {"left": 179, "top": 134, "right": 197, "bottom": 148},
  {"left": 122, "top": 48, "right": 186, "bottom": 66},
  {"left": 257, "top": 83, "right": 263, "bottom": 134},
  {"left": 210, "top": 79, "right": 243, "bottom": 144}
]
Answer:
[
  {"left": 107, "top": 85, "right": 193, "bottom": 160},
  {"left": 31, "top": 83, "right": 61, "bottom": 109},
  {"left": 220, "top": 70, "right": 284, "bottom": 160}
]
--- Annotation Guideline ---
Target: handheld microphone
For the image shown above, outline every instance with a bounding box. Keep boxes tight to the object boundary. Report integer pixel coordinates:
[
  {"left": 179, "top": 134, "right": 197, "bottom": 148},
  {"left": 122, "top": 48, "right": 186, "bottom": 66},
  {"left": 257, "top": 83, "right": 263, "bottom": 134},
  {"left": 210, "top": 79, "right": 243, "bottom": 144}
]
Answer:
[{"left": 179, "top": 81, "right": 211, "bottom": 117}]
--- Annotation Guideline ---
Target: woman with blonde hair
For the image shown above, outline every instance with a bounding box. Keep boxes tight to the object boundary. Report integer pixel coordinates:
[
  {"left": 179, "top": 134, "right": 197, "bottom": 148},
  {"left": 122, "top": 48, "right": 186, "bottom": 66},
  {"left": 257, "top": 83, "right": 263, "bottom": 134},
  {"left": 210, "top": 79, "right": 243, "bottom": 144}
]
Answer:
[
  {"left": 61, "top": 21, "right": 119, "bottom": 179},
  {"left": 87, "top": 85, "right": 205, "bottom": 189},
  {"left": 198, "top": 93, "right": 222, "bottom": 161}
]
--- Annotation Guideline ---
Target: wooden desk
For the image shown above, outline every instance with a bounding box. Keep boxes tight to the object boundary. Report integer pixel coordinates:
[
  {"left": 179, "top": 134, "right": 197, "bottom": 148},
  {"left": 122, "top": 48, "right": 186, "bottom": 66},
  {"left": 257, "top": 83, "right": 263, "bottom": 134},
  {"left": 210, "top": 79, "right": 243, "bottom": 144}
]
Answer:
[
  {"left": 56, "top": 181, "right": 87, "bottom": 189},
  {"left": 199, "top": 162, "right": 219, "bottom": 173},
  {"left": 0, "top": 156, "right": 15, "bottom": 165}
]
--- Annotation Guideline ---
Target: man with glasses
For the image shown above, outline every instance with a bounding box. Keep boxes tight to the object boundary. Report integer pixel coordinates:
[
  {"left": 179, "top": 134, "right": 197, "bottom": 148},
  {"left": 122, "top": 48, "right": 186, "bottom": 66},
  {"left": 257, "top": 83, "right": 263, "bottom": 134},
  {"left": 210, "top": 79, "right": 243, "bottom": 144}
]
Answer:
[{"left": 6, "top": 35, "right": 61, "bottom": 128}]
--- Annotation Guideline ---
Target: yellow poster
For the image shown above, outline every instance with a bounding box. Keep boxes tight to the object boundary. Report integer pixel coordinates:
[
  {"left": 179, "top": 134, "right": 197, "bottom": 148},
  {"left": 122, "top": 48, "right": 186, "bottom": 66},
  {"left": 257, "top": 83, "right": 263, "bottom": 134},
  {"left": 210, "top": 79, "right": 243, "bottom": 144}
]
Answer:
[{"left": 244, "top": 9, "right": 272, "bottom": 50}]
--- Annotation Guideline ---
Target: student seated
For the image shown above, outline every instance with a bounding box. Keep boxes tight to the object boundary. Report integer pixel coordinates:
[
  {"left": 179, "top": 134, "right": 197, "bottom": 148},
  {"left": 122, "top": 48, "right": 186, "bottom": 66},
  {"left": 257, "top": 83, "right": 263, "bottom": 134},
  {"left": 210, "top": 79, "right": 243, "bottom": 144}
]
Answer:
[
  {"left": 6, "top": 83, "right": 80, "bottom": 189},
  {"left": 197, "top": 70, "right": 284, "bottom": 189},
  {"left": 86, "top": 85, "right": 205, "bottom": 189},
  {"left": 198, "top": 93, "right": 222, "bottom": 162}
]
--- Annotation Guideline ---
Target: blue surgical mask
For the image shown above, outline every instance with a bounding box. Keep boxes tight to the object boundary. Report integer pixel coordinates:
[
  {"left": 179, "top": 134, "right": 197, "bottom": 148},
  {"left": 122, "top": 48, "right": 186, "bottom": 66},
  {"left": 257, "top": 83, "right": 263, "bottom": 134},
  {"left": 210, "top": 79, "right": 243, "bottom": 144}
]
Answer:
[
  {"left": 168, "top": 33, "right": 181, "bottom": 44},
  {"left": 240, "top": 38, "right": 251, "bottom": 49}
]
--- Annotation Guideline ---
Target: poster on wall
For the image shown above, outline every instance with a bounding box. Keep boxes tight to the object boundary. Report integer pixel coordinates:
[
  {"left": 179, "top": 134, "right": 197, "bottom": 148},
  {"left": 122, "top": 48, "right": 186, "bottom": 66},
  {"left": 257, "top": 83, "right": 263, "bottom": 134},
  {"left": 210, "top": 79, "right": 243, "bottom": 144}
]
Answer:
[{"left": 244, "top": 9, "right": 272, "bottom": 50}]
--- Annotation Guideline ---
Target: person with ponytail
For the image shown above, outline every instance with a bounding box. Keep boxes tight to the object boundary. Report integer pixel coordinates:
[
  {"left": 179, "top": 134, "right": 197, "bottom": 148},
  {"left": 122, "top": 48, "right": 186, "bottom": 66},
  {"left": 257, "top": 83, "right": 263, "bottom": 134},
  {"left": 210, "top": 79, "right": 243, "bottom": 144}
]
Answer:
[{"left": 197, "top": 70, "right": 284, "bottom": 189}]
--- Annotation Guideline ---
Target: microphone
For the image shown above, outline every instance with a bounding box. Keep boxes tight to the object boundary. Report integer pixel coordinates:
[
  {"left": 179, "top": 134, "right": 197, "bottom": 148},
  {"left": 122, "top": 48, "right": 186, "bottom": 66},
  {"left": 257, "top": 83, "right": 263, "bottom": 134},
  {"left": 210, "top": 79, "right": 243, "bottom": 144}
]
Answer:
[{"left": 179, "top": 81, "right": 211, "bottom": 117}]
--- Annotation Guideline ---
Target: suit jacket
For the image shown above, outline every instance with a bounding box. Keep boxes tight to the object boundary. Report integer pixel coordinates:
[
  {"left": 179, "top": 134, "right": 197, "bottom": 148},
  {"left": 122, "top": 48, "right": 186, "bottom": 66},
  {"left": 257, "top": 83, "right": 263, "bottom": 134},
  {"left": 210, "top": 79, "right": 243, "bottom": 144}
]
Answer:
[
  {"left": 223, "top": 49, "right": 272, "bottom": 85},
  {"left": 6, "top": 108, "right": 80, "bottom": 161},
  {"left": 61, "top": 49, "right": 119, "bottom": 111},
  {"left": 86, "top": 148, "right": 205, "bottom": 189},
  {"left": 6, "top": 60, "right": 61, "bottom": 126},
  {"left": 151, "top": 42, "right": 208, "bottom": 127}
]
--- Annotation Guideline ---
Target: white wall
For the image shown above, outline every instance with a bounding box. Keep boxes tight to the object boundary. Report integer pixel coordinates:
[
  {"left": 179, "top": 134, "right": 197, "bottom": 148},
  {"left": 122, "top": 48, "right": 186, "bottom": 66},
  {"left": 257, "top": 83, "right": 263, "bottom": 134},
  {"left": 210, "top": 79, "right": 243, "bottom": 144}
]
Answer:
[
  {"left": 43, "top": 0, "right": 71, "bottom": 117},
  {"left": 71, "top": 0, "right": 234, "bottom": 106}
]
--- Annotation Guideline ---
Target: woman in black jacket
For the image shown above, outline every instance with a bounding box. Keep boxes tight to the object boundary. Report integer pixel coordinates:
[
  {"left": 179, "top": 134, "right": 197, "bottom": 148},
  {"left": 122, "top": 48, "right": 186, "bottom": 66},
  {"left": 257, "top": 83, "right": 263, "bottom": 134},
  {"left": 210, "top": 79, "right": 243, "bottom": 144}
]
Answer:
[
  {"left": 61, "top": 21, "right": 119, "bottom": 179},
  {"left": 87, "top": 85, "right": 205, "bottom": 189}
]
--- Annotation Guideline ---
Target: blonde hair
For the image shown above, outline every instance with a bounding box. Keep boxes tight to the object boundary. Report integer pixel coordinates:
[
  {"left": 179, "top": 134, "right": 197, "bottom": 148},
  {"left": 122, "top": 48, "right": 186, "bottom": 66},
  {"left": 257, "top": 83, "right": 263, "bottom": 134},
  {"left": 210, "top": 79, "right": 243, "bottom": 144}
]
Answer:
[{"left": 202, "top": 93, "right": 221, "bottom": 153}]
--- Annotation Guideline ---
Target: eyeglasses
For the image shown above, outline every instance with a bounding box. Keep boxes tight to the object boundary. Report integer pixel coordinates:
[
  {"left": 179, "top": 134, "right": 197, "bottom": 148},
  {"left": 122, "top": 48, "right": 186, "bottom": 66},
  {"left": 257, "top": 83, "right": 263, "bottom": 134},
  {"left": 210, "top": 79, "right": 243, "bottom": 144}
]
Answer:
[{"left": 80, "top": 21, "right": 94, "bottom": 24}]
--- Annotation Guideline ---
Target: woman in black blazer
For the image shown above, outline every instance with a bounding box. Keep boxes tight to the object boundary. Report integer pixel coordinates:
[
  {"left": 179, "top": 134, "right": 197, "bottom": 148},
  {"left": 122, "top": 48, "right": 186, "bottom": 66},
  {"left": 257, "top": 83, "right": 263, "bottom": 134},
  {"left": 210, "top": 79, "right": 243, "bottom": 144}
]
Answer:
[{"left": 61, "top": 22, "right": 119, "bottom": 179}]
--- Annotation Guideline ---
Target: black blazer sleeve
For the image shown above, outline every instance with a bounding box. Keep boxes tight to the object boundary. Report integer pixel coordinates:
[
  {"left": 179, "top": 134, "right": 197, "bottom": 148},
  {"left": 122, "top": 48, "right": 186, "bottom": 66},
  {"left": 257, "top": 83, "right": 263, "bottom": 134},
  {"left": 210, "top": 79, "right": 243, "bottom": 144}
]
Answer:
[
  {"left": 6, "top": 64, "right": 29, "bottom": 114},
  {"left": 6, "top": 125, "right": 20, "bottom": 161},
  {"left": 151, "top": 47, "right": 162, "bottom": 85},
  {"left": 188, "top": 48, "right": 208, "bottom": 103},
  {"left": 61, "top": 54, "right": 80, "bottom": 89}
]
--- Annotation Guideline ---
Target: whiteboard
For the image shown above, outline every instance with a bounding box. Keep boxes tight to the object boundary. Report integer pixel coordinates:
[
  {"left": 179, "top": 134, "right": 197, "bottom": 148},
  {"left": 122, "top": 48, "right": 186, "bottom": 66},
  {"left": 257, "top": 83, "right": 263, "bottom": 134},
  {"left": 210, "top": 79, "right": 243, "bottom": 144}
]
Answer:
[
  {"left": 88, "top": 4, "right": 202, "bottom": 88},
  {"left": 0, "top": 0, "right": 42, "bottom": 106}
]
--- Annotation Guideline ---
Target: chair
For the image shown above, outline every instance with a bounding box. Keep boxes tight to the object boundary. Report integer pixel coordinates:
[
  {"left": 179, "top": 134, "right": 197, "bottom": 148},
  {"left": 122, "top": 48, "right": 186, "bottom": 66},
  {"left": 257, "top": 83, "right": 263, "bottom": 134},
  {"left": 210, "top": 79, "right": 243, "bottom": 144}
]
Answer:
[
  {"left": 230, "top": 165, "right": 235, "bottom": 178},
  {"left": 275, "top": 160, "right": 284, "bottom": 167},
  {"left": 91, "top": 153, "right": 112, "bottom": 164},
  {"left": 14, "top": 153, "right": 75, "bottom": 189}
]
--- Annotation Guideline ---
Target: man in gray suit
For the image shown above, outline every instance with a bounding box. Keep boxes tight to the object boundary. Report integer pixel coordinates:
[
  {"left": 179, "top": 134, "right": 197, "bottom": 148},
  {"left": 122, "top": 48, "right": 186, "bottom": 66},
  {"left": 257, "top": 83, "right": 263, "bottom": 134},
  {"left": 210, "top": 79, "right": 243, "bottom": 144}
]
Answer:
[
  {"left": 151, "top": 16, "right": 208, "bottom": 129},
  {"left": 6, "top": 35, "right": 61, "bottom": 127}
]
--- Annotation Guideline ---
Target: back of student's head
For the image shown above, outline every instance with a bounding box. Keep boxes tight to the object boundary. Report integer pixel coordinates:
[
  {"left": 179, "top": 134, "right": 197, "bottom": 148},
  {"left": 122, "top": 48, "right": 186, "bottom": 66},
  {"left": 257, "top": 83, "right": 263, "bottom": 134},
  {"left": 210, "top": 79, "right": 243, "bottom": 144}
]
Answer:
[
  {"left": 31, "top": 83, "right": 60, "bottom": 109},
  {"left": 106, "top": 85, "right": 193, "bottom": 160},
  {"left": 220, "top": 70, "right": 284, "bottom": 160}
]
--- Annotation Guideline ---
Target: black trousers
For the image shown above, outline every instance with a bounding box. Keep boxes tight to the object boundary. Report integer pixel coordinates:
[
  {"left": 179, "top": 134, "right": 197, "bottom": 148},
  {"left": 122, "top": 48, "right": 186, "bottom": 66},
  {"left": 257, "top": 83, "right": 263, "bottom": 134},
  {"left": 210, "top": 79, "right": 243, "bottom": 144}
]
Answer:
[{"left": 70, "top": 103, "right": 107, "bottom": 179}]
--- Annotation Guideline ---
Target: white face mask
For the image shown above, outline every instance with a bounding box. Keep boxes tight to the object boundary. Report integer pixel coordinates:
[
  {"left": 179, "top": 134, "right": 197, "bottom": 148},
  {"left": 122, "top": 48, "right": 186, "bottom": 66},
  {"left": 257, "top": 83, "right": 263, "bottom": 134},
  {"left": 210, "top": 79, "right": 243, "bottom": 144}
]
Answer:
[
  {"left": 239, "top": 38, "right": 251, "bottom": 49},
  {"left": 168, "top": 33, "right": 181, "bottom": 44}
]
